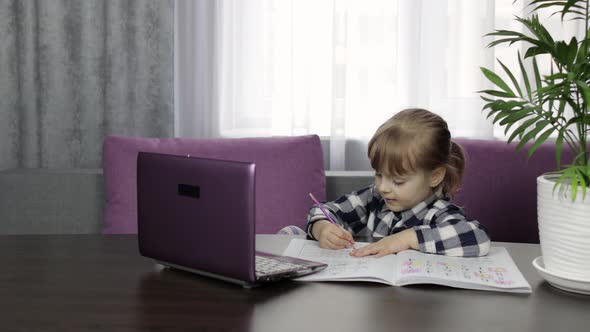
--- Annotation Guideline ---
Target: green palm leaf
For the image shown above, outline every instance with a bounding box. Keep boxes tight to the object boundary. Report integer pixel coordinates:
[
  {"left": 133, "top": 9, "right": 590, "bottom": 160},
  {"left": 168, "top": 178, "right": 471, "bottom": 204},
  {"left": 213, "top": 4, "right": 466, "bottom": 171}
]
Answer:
[{"left": 480, "top": 0, "right": 590, "bottom": 200}]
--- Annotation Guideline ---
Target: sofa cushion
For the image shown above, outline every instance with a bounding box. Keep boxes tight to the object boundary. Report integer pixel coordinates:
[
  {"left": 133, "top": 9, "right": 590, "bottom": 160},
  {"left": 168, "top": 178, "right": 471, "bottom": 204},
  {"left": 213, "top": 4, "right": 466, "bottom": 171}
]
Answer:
[
  {"left": 103, "top": 135, "right": 325, "bottom": 234},
  {"left": 454, "top": 138, "right": 574, "bottom": 243}
]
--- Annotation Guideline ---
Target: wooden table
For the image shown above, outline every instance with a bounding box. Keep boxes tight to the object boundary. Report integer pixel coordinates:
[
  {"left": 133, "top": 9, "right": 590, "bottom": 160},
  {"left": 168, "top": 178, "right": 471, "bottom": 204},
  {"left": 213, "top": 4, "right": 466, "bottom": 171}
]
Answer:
[{"left": 1, "top": 234, "right": 589, "bottom": 331}]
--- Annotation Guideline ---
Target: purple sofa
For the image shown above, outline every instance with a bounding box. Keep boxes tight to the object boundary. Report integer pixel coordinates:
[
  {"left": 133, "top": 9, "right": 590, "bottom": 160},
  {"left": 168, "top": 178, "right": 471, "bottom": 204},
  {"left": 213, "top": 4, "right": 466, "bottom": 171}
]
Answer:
[
  {"left": 102, "top": 135, "right": 567, "bottom": 243},
  {"left": 102, "top": 135, "right": 326, "bottom": 234},
  {"left": 454, "top": 138, "right": 573, "bottom": 244}
]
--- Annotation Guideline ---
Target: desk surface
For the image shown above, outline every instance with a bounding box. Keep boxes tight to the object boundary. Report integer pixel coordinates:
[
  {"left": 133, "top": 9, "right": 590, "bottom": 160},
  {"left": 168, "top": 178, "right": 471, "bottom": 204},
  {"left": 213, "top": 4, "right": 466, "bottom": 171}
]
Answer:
[{"left": 0, "top": 235, "right": 589, "bottom": 332}]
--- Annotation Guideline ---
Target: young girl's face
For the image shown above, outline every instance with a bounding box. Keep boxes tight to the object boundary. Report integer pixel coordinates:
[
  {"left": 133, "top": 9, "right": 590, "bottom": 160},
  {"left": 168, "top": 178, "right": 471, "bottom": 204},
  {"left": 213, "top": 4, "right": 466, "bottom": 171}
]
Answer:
[{"left": 374, "top": 170, "right": 435, "bottom": 212}]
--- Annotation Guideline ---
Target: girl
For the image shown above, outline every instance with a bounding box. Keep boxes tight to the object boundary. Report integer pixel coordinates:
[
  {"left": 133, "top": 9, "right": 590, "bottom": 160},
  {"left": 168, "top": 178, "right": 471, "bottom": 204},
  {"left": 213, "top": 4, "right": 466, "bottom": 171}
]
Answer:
[{"left": 305, "top": 108, "right": 490, "bottom": 257}]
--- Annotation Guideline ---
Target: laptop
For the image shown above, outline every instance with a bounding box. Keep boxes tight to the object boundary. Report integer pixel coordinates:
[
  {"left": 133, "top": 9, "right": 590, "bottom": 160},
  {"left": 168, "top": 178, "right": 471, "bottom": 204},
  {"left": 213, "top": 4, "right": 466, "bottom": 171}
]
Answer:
[{"left": 137, "top": 152, "right": 327, "bottom": 287}]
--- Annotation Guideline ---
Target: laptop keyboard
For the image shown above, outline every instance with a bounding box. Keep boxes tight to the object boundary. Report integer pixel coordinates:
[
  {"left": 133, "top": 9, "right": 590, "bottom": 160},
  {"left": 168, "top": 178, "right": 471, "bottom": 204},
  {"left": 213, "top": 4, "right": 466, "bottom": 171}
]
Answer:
[{"left": 255, "top": 256, "right": 302, "bottom": 276}]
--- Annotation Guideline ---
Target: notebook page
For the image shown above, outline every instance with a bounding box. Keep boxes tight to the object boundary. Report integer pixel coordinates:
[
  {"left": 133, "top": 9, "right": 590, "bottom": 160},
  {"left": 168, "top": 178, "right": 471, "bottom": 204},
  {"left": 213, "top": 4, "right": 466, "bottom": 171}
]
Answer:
[{"left": 283, "top": 239, "right": 396, "bottom": 284}]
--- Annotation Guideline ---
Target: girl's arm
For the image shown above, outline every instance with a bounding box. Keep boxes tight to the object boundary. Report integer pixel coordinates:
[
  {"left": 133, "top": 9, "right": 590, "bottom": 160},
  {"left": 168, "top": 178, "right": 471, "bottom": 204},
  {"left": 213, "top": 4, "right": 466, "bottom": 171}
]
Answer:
[
  {"left": 412, "top": 203, "right": 491, "bottom": 257},
  {"left": 305, "top": 184, "right": 380, "bottom": 239}
]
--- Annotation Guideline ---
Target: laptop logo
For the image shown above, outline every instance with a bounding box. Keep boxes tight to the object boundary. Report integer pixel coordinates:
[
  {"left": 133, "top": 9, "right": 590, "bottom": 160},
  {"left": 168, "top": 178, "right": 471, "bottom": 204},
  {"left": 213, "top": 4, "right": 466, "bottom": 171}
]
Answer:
[{"left": 178, "top": 184, "right": 200, "bottom": 199}]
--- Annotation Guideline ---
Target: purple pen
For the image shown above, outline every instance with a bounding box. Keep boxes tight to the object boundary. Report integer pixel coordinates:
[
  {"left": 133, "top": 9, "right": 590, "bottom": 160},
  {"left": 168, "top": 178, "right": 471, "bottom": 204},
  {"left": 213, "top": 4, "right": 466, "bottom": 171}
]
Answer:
[
  {"left": 308, "top": 193, "right": 355, "bottom": 248},
  {"left": 308, "top": 193, "right": 339, "bottom": 225}
]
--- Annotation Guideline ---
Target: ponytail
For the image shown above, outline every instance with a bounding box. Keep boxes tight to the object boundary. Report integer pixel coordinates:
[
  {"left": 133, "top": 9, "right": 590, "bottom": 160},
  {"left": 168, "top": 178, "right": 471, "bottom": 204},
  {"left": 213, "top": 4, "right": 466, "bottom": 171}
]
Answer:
[{"left": 442, "top": 141, "right": 465, "bottom": 197}]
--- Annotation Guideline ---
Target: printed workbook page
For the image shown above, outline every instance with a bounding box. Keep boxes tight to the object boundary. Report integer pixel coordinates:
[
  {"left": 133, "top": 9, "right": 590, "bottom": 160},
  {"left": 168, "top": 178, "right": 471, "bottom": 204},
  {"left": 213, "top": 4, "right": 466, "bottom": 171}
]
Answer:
[
  {"left": 394, "top": 247, "right": 532, "bottom": 292},
  {"left": 283, "top": 239, "right": 396, "bottom": 285}
]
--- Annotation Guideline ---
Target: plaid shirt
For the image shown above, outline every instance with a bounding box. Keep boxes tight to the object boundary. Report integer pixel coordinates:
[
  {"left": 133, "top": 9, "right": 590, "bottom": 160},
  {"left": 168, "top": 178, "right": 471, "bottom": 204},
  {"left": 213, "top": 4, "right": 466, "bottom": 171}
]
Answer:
[{"left": 306, "top": 185, "right": 491, "bottom": 257}]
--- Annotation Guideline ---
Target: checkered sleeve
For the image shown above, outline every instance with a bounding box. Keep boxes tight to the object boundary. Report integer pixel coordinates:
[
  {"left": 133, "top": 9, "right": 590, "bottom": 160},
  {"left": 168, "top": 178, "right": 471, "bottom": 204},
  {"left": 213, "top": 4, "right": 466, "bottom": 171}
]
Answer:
[
  {"left": 412, "top": 202, "right": 491, "bottom": 257},
  {"left": 305, "top": 185, "right": 380, "bottom": 239}
]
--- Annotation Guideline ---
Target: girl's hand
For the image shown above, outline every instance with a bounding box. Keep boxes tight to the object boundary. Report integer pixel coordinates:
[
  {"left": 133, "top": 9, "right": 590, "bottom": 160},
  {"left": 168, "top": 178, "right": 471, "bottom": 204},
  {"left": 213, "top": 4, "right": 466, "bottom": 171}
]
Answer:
[
  {"left": 313, "top": 220, "right": 355, "bottom": 249},
  {"left": 350, "top": 229, "right": 418, "bottom": 257}
]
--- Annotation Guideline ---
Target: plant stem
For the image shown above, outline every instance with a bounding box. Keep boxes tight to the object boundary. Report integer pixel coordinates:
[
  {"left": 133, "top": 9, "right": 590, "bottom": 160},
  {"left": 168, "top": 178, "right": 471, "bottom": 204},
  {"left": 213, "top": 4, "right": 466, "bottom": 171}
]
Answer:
[
  {"left": 574, "top": 90, "right": 585, "bottom": 163},
  {"left": 549, "top": 103, "right": 579, "bottom": 155}
]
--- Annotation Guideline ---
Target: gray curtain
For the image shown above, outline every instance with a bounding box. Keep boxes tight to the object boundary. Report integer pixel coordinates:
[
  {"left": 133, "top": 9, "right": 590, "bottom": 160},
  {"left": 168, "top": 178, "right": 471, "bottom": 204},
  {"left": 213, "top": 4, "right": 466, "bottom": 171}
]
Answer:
[{"left": 0, "top": 0, "right": 174, "bottom": 169}]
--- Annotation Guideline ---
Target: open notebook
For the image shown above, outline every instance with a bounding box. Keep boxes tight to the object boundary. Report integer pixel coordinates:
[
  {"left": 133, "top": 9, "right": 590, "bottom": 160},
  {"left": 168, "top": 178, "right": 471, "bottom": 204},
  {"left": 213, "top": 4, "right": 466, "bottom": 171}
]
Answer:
[{"left": 283, "top": 239, "right": 531, "bottom": 293}]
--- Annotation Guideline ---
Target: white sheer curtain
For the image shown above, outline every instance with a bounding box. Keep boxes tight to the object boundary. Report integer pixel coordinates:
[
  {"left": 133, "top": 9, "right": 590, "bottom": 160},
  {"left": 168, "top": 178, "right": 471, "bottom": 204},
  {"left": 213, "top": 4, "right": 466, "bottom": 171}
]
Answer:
[{"left": 175, "top": 0, "right": 532, "bottom": 170}]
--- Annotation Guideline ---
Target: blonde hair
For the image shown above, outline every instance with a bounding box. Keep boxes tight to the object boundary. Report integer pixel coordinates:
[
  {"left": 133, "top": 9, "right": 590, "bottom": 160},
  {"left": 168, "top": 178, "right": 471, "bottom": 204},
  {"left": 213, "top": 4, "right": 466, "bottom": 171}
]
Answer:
[{"left": 367, "top": 108, "right": 465, "bottom": 196}]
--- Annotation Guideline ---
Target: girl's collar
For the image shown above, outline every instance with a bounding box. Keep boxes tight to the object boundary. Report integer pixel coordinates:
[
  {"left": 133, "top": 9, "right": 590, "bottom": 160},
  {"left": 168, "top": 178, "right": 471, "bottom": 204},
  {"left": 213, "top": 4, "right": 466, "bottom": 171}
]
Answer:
[{"left": 426, "top": 187, "right": 444, "bottom": 203}]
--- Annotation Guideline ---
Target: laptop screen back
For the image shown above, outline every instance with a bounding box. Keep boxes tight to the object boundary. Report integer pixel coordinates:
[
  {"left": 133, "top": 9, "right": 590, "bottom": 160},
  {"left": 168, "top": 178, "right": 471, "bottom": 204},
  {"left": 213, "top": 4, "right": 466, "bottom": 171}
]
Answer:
[{"left": 137, "top": 152, "right": 257, "bottom": 283}]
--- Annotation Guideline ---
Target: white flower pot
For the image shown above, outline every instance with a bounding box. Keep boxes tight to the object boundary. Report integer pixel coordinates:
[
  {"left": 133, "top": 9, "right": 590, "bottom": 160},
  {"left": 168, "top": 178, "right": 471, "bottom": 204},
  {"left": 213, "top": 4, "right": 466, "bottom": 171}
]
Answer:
[{"left": 537, "top": 175, "right": 590, "bottom": 280}]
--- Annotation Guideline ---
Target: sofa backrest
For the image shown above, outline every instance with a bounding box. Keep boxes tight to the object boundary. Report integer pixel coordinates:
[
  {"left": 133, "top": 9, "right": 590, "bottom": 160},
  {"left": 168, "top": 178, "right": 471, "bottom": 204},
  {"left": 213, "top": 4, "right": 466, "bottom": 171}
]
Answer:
[
  {"left": 326, "top": 139, "right": 575, "bottom": 244},
  {"left": 102, "top": 135, "right": 326, "bottom": 234},
  {"left": 102, "top": 135, "right": 570, "bottom": 242},
  {"left": 454, "top": 138, "right": 574, "bottom": 243}
]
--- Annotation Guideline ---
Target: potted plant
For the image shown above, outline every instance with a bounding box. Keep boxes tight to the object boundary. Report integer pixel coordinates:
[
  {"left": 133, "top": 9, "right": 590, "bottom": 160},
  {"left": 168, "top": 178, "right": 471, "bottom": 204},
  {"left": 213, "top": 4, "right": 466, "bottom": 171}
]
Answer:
[{"left": 479, "top": 0, "right": 590, "bottom": 289}]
